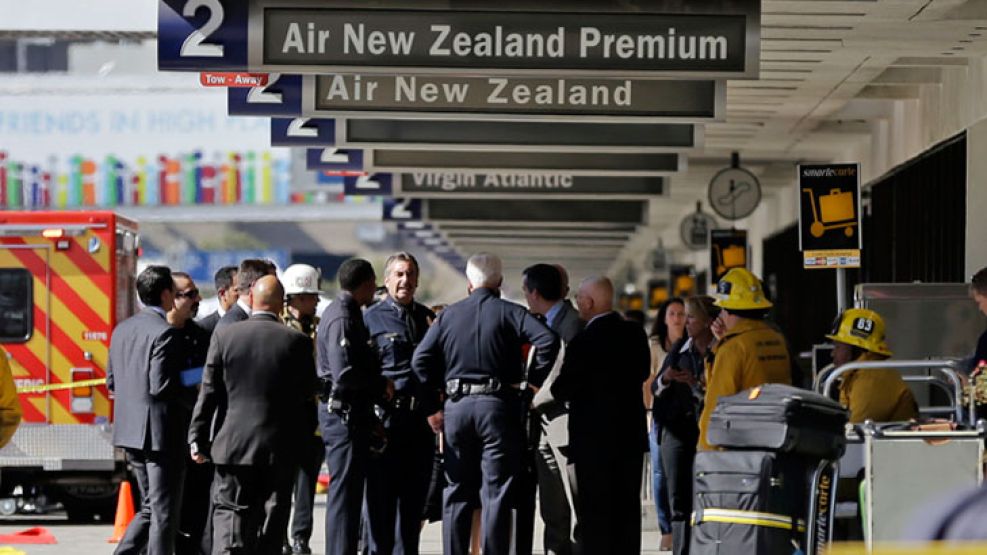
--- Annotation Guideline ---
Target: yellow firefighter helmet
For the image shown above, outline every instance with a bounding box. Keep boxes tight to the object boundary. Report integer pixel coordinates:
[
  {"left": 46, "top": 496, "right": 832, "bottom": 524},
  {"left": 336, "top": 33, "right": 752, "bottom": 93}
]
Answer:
[
  {"left": 826, "top": 308, "right": 892, "bottom": 356},
  {"left": 713, "top": 268, "right": 773, "bottom": 310}
]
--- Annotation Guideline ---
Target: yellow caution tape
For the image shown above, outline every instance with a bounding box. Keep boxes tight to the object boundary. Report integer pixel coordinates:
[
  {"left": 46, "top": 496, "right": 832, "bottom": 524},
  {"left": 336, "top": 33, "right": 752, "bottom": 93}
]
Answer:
[{"left": 16, "top": 378, "right": 107, "bottom": 394}]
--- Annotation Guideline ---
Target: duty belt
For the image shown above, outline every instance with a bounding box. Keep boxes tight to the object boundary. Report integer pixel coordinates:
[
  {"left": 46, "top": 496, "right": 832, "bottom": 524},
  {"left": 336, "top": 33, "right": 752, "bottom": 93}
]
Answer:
[
  {"left": 324, "top": 397, "right": 352, "bottom": 415},
  {"left": 446, "top": 378, "right": 521, "bottom": 398},
  {"left": 390, "top": 393, "right": 418, "bottom": 412}
]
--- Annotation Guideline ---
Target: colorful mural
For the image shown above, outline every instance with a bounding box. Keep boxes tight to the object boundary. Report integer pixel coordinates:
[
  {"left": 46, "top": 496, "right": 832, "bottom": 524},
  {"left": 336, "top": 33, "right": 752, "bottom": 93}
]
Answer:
[{"left": 0, "top": 150, "right": 334, "bottom": 209}]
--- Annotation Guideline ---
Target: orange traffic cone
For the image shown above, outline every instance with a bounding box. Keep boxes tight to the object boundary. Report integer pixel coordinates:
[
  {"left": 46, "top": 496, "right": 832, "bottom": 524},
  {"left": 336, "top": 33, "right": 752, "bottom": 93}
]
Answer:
[{"left": 107, "top": 481, "right": 135, "bottom": 543}]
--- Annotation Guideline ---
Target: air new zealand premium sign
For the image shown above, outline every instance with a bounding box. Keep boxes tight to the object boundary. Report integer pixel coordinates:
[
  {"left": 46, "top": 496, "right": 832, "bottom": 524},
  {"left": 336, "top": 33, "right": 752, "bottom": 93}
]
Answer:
[{"left": 254, "top": 1, "right": 760, "bottom": 78}]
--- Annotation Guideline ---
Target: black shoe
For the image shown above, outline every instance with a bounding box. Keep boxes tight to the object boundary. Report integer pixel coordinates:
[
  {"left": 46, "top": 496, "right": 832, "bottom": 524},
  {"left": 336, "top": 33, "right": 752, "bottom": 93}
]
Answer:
[
  {"left": 282, "top": 540, "right": 294, "bottom": 555},
  {"left": 292, "top": 538, "right": 312, "bottom": 555}
]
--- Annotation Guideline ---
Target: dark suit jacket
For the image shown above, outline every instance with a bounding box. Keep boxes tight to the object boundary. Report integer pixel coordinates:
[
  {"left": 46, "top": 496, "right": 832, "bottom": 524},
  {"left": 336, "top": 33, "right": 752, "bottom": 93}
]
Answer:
[
  {"left": 189, "top": 313, "right": 316, "bottom": 466},
  {"left": 212, "top": 302, "right": 249, "bottom": 335},
  {"left": 552, "top": 301, "right": 583, "bottom": 345},
  {"left": 551, "top": 311, "right": 650, "bottom": 460},
  {"left": 197, "top": 311, "right": 221, "bottom": 336},
  {"left": 107, "top": 307, "right": 188, "bottom": 452}
]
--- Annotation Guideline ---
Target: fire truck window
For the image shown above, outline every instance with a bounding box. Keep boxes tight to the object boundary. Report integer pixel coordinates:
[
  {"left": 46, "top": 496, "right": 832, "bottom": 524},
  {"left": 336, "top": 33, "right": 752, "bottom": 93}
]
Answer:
[{"left": 0, "top": 269, "right": 32, "bottom": 343}]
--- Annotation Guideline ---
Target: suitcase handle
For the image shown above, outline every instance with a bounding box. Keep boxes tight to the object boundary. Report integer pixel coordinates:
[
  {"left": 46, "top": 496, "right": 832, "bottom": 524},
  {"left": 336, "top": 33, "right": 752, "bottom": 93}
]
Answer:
[{"left": 829, "top": 188, "right": 843, "bottom": 195}]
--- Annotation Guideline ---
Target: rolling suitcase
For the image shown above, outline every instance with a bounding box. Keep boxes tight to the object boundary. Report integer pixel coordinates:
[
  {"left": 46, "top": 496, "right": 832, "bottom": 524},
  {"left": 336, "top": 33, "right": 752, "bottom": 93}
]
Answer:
[
  {"left": 691, "top": 450, "right": 809, "bottom": 555},
  {"left": 707, "top": 384, "right": 849, "bottom": 459}
]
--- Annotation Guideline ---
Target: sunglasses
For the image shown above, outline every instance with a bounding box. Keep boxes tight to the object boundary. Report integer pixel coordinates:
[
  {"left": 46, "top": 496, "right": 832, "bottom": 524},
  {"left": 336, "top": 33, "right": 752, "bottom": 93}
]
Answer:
[{"left": 175, "top": 289, "right": 199, "bottom": 299}]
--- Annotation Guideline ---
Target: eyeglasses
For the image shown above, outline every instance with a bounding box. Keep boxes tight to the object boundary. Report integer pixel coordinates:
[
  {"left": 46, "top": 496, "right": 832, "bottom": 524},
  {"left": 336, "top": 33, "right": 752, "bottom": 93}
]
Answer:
[{"left": 175, "top": 289, "right": 199, "bottom": 299}]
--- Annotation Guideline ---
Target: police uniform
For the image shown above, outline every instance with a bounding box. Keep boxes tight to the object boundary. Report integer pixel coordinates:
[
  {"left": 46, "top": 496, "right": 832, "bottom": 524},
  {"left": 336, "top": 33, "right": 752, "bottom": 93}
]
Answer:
[
  {"left": 362, "top": 296, "right": 435, "bottom": 555},
  {"left": 283, "top": 310, "right": 323, "bottom": 552},
  {"left": 317, "top": 292, "right": 385, "bottom": 555},
  {"left": 412, "top": 287, "right": 559, "bottom": 555}
]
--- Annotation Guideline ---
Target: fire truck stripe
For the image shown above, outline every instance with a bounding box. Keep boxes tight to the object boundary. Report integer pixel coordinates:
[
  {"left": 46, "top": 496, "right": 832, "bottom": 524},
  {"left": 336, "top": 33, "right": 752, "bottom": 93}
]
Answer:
[
  {"left": 21, "top": 397, "right": 45, "bottom": 422},
  {"left": 47, "top": 254, "right": 111, "bottom": 327},
  {"left": 27, "top": 397, "right": 47, "bottom": 421},
  {"left": 0, "top": 247, "right": 108, "bottom": 423},
  {"left": 72, "top": 235, "right": 110, "bottom": 273},
  {"left": 5, "top": 244, "right": 108, "bottom": 332},
  {"left": 64, "top": 237, "right": 110, "bottom": 279}
]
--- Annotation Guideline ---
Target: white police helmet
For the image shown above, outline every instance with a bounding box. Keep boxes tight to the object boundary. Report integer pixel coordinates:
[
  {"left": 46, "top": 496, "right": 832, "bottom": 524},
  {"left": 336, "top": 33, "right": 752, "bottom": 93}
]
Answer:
[{"left": 283, "top": 264, "right": 321, "bottom": 295}]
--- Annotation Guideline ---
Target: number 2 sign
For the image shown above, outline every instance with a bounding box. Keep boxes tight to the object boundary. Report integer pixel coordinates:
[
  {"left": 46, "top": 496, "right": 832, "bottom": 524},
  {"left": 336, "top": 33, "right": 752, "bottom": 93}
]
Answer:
[{"left": 158, "top": 0, "right": 248, "bottom": 71}]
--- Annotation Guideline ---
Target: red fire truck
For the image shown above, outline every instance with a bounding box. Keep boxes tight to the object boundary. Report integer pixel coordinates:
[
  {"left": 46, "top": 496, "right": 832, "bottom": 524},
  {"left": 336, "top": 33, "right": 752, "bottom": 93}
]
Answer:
[{"left": 0, "top": 211, "right": 138, "bottom": 520}]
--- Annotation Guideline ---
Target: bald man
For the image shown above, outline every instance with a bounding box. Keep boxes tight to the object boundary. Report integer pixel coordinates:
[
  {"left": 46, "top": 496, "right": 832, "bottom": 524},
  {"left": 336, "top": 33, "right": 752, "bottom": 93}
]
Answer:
[
  {"left": 550, "top": 276, "right": 651, "bottom": 555},
  {"left": 189, "top": 275, "right": 317, "bottom": 555}
]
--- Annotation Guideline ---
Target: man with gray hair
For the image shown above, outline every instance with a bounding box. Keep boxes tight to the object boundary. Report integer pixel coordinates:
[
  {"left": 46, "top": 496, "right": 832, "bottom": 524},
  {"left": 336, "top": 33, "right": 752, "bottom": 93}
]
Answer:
[
  {"left": 412, "top": 253, "right": 559, "bottom": 555},
  {"left": 550, "top": 276, "right": 651, "bottom": 555}
]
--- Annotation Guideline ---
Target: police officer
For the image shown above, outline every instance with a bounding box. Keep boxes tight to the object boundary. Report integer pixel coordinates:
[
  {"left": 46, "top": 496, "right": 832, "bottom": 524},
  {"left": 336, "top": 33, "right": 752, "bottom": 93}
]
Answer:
[
  {"left": 281, "top": 264, "right": 323, "bottom": 555},
  {"left": 827, "top": 308, "right": 917, "bottom": 423},
  {"left": 412, "top": 253, "right": 559, "bottom": 555},
  {"left": 363, "top": 252, "right": 435, "bottom": 554},
  {"left": 698, "top": 268, "right": 792, "bottom": 450},
  {"left": 317, "top": 259, "right": 394, "bottom": 555}
]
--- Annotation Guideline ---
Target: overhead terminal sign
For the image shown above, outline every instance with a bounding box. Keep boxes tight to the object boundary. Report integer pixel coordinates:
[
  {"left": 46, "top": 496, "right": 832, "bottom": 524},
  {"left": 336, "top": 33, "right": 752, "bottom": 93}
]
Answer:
[
  {"left": 259, "top": 7, "right": 757, "bottom": 77},
  {"left": 395, "top": 173, "right": 664, "bottom": 198},
  {"left": 424, "top": 199, "right": 648, "bottom": 225},
  {"left": 337, "top": 119, "right": 698, "bottom": 152},
  {"left": 304, "top": 75, "right": 724, "bottom": 122},
  {"left": 160, "top": 1, "right": 759, "bottom": 78},
  {"left": 366, "top": 150, "right": 683, "bottom": 177}
]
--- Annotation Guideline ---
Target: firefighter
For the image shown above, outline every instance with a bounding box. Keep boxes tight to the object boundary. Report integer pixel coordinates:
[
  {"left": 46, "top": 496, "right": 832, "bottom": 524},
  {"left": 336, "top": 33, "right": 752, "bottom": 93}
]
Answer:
[
  {"left": 698, "top": 268, "right": 792, "bottom": 450},
  {"left": 0, "top": 348, "right": 22, "bottom": 449},
  {"left": 827, "top": 308, "right": 917, "bottom": 423},
  {"left": 281, "top": 264, "right": 323, "bottom": 555}
]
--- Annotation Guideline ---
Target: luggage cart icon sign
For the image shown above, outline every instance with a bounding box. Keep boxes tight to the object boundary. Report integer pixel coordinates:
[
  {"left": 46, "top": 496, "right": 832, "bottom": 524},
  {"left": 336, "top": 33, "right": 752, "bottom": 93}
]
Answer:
[
  {"left": 713, "top": 244, "right": 746, "bottom": 276},
  {"left": 802, "top": 187, "right": 857, "bottom": 238}
]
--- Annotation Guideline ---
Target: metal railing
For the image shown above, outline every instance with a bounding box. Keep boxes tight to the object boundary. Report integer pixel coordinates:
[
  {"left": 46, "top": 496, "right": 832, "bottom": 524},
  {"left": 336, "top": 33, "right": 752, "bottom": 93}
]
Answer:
[{"left": 813, "top": 359, "right": 969, "bottom": 424}]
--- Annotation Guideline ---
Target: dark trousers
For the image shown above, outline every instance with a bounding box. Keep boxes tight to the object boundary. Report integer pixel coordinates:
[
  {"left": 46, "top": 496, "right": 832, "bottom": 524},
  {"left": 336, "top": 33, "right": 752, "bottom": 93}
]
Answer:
[
  {"left": 320, "top": 405, "right": 369, "bottom": 555},
  {"left": 661, "top": 426, "right": 698, "bottom": 555},
  {"left": 364, "top": 413, "right": 434, "bottom": 555},
  {"left": 443, "top": 395, "right": 521, "bottom": 555},
  {"left": 116, "top": 447, "right": 187, "bottom": 555},
  {"left": 535, "top": 415, "right": 576, "bottom": 555},
  {"left": 211, "top": 464, "right": 294, "bottom": 555},
  {"left": 512, "top": 421, "right": 538, "bottom": 555},
  {"left": 289, "top": 435, "right": 326, "bottom": 543},
  {"left": 572, "top": 445, "right": 643, "bottom": 555},
  {"left": 179, "top": 458, "right": 214, "bottom": 555}
]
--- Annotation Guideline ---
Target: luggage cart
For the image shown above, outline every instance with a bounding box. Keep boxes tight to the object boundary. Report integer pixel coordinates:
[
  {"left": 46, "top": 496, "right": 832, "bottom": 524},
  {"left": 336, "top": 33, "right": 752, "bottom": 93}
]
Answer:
[
  {"left": 802, "top": 187, "right": 857, "bottom": 238},
  {"left": 816, "top": 361, "right": 983, "bottom": 551}
]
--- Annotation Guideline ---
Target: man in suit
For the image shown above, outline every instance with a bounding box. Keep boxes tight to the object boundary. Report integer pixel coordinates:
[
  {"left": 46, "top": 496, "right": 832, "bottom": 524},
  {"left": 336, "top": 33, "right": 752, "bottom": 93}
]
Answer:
[
  {"left": 551, "top": 276, "right": 651, "bottom": 555},
  {"left": 523, "top": 264, "right": 582, "bottom": 555},
  {"left": 199, "top": 259, "right": 274, "bottom": 553},
  {"left": 317, "top": 259, "right": 393, "bottom": 555},
  {"left": 108, "top": 265, "right": 188, "bottom": 555},
  {"left": 213, "top": 259, "right": 276, "bottom": 334},
  {"left": 198, "top": 266, "right": 238, "bottom": 337},
  {"left": 167, "top": 272, "right": 214, "bottom": 555},
  {"left": 189, "top": 275, "right": 316, "bottom": 555},
  {"left": 412, "top": 253, "right": 559, "bottom": 555}
]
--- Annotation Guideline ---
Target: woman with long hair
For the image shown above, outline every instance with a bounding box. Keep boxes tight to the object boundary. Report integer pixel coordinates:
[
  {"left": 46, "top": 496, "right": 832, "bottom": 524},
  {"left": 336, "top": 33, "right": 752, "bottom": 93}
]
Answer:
[
  {"left": 653, "top": 296, "right": 718, "bottom": 555},
  {"left": 645, "top": 298, "right": 686, "bottom": 551}
]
